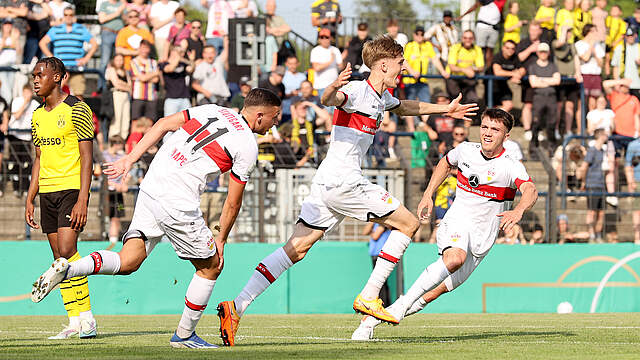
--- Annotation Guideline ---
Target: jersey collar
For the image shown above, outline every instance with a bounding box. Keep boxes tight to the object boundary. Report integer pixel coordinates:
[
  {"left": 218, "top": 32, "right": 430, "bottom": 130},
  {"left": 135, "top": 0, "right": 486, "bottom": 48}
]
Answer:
[
  {"left": 366, "top": 79, "right": 383, "bottom": 98},
  {"left": 480, "top": 147, "right": 505, "bottom": 161}
]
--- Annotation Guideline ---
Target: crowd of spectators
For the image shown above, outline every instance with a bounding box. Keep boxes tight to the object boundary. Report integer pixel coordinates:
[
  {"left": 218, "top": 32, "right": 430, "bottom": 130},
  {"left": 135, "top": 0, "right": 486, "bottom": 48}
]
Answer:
[{"left": 0, "top": 0, "right": 639, "bottom": 243}]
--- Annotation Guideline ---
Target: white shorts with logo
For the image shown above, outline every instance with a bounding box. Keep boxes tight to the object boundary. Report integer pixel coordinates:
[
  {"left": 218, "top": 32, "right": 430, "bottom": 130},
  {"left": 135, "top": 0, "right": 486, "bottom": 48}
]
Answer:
[
  {"left": 123, "top": 190, "right": 215, "bottom": 260},
  {"left": 298, "top": 179, "right": 401, "bottom": 232},
  {"left": 436, "top": 219, "right": 486, "bottom": 291}
]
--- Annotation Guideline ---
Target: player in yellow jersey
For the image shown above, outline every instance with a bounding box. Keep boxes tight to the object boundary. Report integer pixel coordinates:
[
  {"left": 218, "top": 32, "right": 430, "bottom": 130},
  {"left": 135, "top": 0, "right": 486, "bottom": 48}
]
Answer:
[{"left": 26, "top": 57, "right": 97, "bottom": 339}]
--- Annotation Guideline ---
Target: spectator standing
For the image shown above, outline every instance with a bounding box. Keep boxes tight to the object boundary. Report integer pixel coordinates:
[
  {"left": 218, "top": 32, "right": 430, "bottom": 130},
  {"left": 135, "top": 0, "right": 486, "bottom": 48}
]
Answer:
[
  {"left": 126, "top": 0, "right": 151, "bottom": 31},
  {"left": 425, "top": 10, "right": 458, "bottom": 66},
  {"left": 259, "top": 65, "right": 286, "bottom": 100},
  {"left": 603, "top": 78, "right": 640, "bottom": 156},
  {"left": 578, "top": 128, "right": 609, "bottom": 242},
  {"left": 160, "top": 46, "right": 194, "bottom": 116},
  {"left": 0, "top": 20, "right": 18, "bottom": 104},
  {"left": 192, "top": 44, "right": 230, "bottom": 106},
  {"left": 24, "top": 0, "right": 52, "bottom": 64},
  {"left": 231, "top": 0, "right": 257, "bottom": 18},
  {"left": 230, "top": 75, "right": 250, "bottom": 112},
  {"left": 7, "top": 84, "right": 37, "bottom": 196},
  {"left": 311, "top": 0, "right": 341, "bottom": 40},
  {"left": 604, "top": 5, "right": 627, "bottom": 77},
  {"left": 310, "top": 28, "right": 342, "bottom": 97},
  {"left": 534, "top": 0, "right": 556, "bottom": 43},
  {"left": 115, "top": 9, "right": 154, "bottom": 70},
  {"left": 446, "top": 29, "right": 484, "bottom": 107},
  {"left": 625, "top": 8, "right": 640, "bottom": 39},
  {"left": 0, "top": 0, "right": 28, "bottom": 63},
  {"left": 265, "top": 0, "right": 290, "bottom": 45},
  {"left": 624, "top": 137, "right": 640, "bottom": 244},
  {"left": 528, "top": 42, "right": 561, "bottom": 149},
  {"left": 386, "top": 19, "right": 408, "bottom": 48},
  {"left": 182, "top": 19, "right": 206, "bottom": 64},
  {"left": 164, "top": 7, "right": 191, "bottom": 61},
  {"left": 98, "top": 0, "right": 126, "bottom": 90},
  {"left": 343, "top": 22, "right": 371, "bottom": 76},
  {"left": 105, "top": 53, "right": 131, "bottom": 140},
  {"left": 555, "top": 0, "right": 575, "bottom": 43},
  {"left": 149, "top": 0, "right": 179, "bottom": 62},
  {"left": 590, "top": 0, "right": 608, "bottom": 43},
  {"left": 575, "top": 24, "right": 604, "bottom": 111},
  {"left": 611, "top": 28, "right": 640, "bottom": 100},
  {"left": 572, "top": 0, "right": 592, "bottom": 42},
  {"left": 458, "top": 0, "right": 507, "bottom": 66},
  {"left": 39, "top": 7, "right": 98, "bottom": 98},
  {"left": 585, "top": 94, "right": 616, "bottom": 205},
  {"left": 502, "top": 2, "right": 525, "bottom": 45},
  {"left": 201, "top": 0, "right": 234, "bottom": 55},
  {"left": 403, "top": 26, "right": 449, "bottom": 131},
  {"left": 101, "top": 135, "right": 130, "bottom": 244},
  {"left": 47, "top": 0, "right": 70, "bottom": 27},
  {"left": 491, "top": 40, "right": 525, "bottom": 113},
  {"left": 130, "top": 40, "right": 160, "bottom": 121},
  {"left": 553, "top": 25, "right": 582, "bottom": 137}
]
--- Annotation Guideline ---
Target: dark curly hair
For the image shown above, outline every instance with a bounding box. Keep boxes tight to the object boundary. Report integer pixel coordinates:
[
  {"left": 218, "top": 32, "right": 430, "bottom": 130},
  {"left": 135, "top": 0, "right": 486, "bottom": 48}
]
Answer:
[{"left": 36, "top": 57, "right": 67, "bottom": 84}]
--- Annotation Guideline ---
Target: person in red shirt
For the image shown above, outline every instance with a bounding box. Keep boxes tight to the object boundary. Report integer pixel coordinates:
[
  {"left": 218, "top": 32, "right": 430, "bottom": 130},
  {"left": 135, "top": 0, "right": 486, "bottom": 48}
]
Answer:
[{"left": 603, "top": 78, "right": 640, "bottom": 156}]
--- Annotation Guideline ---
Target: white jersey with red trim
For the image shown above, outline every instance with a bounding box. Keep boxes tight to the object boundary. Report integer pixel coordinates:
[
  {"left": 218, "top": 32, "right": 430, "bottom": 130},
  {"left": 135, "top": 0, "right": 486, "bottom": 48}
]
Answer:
[
  {"left": 443, "top": 142, "right": 532, "bottom": 256},
  {"left": 313, "top": 80, "right": 401, "bottom": 186},
  {"left": 139, "top": 104, "right": 257, "bottom": 211}
]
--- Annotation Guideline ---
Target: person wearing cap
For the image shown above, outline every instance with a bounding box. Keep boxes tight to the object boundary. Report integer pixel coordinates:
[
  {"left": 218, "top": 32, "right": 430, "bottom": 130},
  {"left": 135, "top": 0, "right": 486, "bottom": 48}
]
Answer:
[
  {"left": 231, "top": 76, "right": 252, "bottom": 112},
  {"left": 403, "top": 25, "right": 449, "bottom": 132},
  {"left": 311, "top": 0, "right": 341, "bottom": 40},
  {"left": 528, "top": 42, "right": 561, "bottom": 150},
  {"left": 259, "top": 65, "right": 286, "bottom": 100},
  {"left": 425, "top": 10, "right": 459, "bottom": 66},
  {"left": 457, "top": 0, "right": 507, "bottom": 67},
  {"left": 611, "top": 27, "right": 640, "bottom": 100},
  {"left": 343, "top": 22, "right": 371, "bottom": 76},
  {"left": 192, "top": 42, "right": 230, "bottom": 106},
  {"left": 310, "top": 28, "right": 343, "bottom": 97},
  {"left": 0, "top": 19, "right": 19, "bottom": 104}
]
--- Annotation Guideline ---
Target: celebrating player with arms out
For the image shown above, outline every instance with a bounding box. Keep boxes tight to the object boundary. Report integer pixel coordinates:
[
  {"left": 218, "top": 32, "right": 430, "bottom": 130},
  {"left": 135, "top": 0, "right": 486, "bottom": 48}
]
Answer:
[
  {"left": 27, "top": 57, "right": 97, "bottom": 339},
  {"left": 31, "top": 88, "right": 282, "bottom": 348},
  {"left": 352, "top": 108, "right": 538, "bottom": 340},
  {"left": 216, "top": 35, "right": 478, "bottom": 346}
]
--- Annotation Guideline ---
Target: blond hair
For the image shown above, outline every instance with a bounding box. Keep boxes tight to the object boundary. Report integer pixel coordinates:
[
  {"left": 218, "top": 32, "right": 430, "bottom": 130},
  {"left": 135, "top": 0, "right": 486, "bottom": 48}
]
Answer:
[{"left": 362, "top": 35, "right": 404, "bottom": 68}]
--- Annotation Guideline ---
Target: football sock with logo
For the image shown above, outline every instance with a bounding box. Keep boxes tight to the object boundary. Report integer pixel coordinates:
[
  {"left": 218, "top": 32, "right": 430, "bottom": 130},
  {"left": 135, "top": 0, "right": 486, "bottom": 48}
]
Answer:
[
  {"left": 234, "top": 247, "right": 293, "bottom": 317},
  {"left": 66, "top": 250, "right": 121, "bottom": 278},
  {"left": 360, "top": 230, "right": 411, "bottom": 301},
  {"left": 68, "top": 252, "right": 92, "bottom": 316},
  {"left": 176, "top": 274, "right": 216, "bottom": 339},
  {"left": 401, "top": 258, "right": 450, "bottom": 312}
]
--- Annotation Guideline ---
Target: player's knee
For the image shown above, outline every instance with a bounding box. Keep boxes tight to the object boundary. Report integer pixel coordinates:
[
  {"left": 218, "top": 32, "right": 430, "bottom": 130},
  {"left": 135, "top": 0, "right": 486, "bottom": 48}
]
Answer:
[
  {"left": 442, "top": 251, "right": 465, "bottom": 273},
  {"left": 284, "top": 240, "right": 309, "bottom": 264},
  {"left": 57, "top": 245, "right": 78, "bottom": 260},
  {"left": 118, "top": 252, "right": 144, "bottom": 275}
]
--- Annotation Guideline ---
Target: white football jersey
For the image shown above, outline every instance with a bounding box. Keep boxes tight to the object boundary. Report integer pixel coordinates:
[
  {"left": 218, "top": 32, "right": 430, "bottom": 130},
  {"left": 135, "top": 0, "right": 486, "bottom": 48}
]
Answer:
[
  {"left": 313, "top": 80, "right": 400, "bottom": 186},
  {"left": 443, "top": 142, "right": 532, "bottom": 256},
  {"left": 140, "top": 104, "right": 258, "bottom": 211}
]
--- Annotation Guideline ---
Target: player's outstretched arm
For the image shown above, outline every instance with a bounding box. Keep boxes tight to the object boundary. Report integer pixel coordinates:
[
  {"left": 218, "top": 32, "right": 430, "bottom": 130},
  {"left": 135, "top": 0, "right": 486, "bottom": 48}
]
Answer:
[
  {"left": 103, "top": 111, "right": 186, "bottom": 179},
  {"left": 417, "top": 156, "right": 455, "bottom": 221},
  {"left": 497, "top": 181, "right": 538, "bottom": 232},
  {"left": 214, "top": 178, "right": 246, "bottom": 270},
  {"left": 321, "top": 62, "right": 351, "bottom": 107},
  {"left": 392, "top": 93, "right": 479, "bottom": 122}
]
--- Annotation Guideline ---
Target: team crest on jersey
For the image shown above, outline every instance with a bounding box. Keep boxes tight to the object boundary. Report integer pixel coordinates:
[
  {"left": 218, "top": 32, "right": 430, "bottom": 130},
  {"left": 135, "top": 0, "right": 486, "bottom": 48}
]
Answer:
[
  {"left": 376, "top": 113, "right": 382, "bottom": 128},
  {"left": 57, "top": 115, "right": 66, "bottom": 129},
  {"left": 381, "top": 191, "right": 392, "bottom": 203},
  {"left": 207, "top": 236, "right": 214, "bottom": 250},
  {"left": 487, "top": 169, "right": 496, "bottom": 181},
  {"left": 468, "top": 174, "right": 480, "bottom": 188}
]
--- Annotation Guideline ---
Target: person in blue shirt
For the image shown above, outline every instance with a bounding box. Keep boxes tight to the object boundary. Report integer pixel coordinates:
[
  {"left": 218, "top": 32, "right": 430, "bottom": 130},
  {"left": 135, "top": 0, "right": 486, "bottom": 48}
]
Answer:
[
  {"left": 364, "top": 222, "right": 392, "bottom": 305},
  {"left": 624, "top": 137, "right": 640, "bottom": 244}
]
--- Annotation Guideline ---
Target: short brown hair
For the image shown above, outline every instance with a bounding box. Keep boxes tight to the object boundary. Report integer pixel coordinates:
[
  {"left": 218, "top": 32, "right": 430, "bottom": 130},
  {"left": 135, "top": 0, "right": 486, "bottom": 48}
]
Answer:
[
  {"left": 244, "top": 88, "right": 282, "bottom": 108},
  {"left": 482, "top": 108, "right": 514, "bottom": 132},
  {"left": 362, "top": 35, "right": 404, "bottom": 68}
]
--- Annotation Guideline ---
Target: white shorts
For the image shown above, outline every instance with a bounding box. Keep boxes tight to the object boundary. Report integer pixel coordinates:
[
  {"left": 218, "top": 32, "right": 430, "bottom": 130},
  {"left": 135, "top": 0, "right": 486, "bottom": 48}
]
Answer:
[
  {"left": 298, "top": 180, "right": 401, "bottom": 232},
  {"left": 475, "top": 25, "right": 499, "bottom": 48},
  {"left": 123, "top": 190, "right": 215, "bottom": 260},
  {"left": 436, "top": 219, "right": 486, "bottom": 291}
]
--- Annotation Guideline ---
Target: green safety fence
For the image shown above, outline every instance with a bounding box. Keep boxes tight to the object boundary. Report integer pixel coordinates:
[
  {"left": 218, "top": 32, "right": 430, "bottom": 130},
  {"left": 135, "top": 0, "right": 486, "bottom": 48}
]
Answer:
[{"left": 1, "top": 242, "right": 639, "bottom": 316}]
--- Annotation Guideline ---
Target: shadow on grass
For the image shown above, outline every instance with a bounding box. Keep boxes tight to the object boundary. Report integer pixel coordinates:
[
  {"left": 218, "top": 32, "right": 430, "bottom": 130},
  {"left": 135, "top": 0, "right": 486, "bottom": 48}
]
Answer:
[{"left": 388, "top": 330, "right": 576, "bottom": 343}]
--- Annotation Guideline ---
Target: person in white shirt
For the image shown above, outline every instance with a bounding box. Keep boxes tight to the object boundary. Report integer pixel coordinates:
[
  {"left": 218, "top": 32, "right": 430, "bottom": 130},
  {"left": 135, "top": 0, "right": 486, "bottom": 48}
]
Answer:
[
  {"left": 31, "top": 88, "right": 283, "bottom": 349},
  {"left": 8, "top": 84, "right": 38, "bottom": 195},
  {"left": 425, "top": 10, "right": 459, "bottom": 66},
  {"left": 575, "top": 24, "right": 606, "bottom": 111},
  {"left": 201, "top": 0, "right": 234, "bottom": 55},
  {"left": 192, "top": 44, "right": 230, "bottom": 105},
  {"left": 149, "top": 0, "right": 179, "bottom": 61},
  {"left": 352, "top": 108, "right": 538, "bottom": 340},
  {"left": 216, "top": 35, "right": 478, "bottom": 347},
  {"left": 386, "top": 18, "right": 408, "bottom": 48},
  {"left": 310, "top": 27, "right": 342, "bottom": 96}
]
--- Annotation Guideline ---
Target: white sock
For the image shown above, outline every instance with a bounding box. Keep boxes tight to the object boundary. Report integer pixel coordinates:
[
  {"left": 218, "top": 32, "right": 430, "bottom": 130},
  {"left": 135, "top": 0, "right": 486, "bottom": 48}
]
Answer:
[
  {"left": 405, "top": 297, "right": 428, "bottom": 317},
  {"left": 176, "top": 274, "right": 216, "bottom": 339},
  {"left": 66, "top": 250, "right": 121, "bottom": 278},
  {"left": 361, "top": 230, "right": 411, "bottom": 300},
  {"left": 402, "top": 258, "right": 450, "bottom": 312},
  {"left": 69, "top": 316, "right": 80, "bottom": 329},
  {"left": 79, "top": 310, "right": 94, "bottom": 320},
  {"left": 234, "top": 247, "right": 293, "bottom": 317}
]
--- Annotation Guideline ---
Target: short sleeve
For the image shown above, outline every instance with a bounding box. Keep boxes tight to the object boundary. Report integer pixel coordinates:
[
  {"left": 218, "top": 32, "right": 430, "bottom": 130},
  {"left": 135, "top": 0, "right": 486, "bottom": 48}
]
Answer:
[
  {"left": 595, "top": 43, "right": 606, "bottom": 58},
  {"left": 611, "top": 46, "right": 622, "bottom": 66},
  {"left": 474, "top": 46, "right": 485, "bottom": 69},
  {"left": 46, "top": 27, "right": 57, "bottom": 41},
  {"left": 585, "top": 147, "right": 595, "bottom": 164},
  {"left": 426, "top": 42, "right": 436, "bottom": 59},
  {"left": 447, "top": 44, "right": 458, "bottom": 65},
  {"left": 81, "top": 25, "right": 93, "bottom": 42},
  {"left": 336, "top": 81, "right": 358, "bottom": 111},
  {"left": 575, "top": 41, "right": 587, "bottom": 56},
  {"left": 510, "top": 160, "right": 532, "bottom": 189},
  {"left": 31, "top": 116, "right": 40, "bottom": 147},
  {"left": 72, "top": 102, "right": 94, "bottom": 141},
  {"left": 309, "top": 47, "right": 321, "bottom": 63},
  {"left": 334, "top": 47, "right": 343, "bottom": 66},
  {"left": 193, "top": 63, "right": 205, "bottom": 82},
  {"left": 445, "top": 143, "right": 463, "bottom": 167},
  {"left": 230, "top": 144, "right": 257, "bottom": 184},
  {"left": 383, "top": 91, "right": 400, "bottom": 111}
]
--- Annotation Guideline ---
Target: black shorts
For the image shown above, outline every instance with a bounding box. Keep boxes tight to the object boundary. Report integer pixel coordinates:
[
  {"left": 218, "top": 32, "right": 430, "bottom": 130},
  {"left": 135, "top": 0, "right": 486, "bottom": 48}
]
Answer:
[
  {"left": 587, "top": 189, "right": 605, "bottom": 210},
  {"left": 557, "top": 84, "right": 579, "bottom": 103},
  {"left": 40, "top": 189, "right": 88, "bottom": 234},
  {"left": 109, "top": 191, "right": 125, "bottom": 218}
]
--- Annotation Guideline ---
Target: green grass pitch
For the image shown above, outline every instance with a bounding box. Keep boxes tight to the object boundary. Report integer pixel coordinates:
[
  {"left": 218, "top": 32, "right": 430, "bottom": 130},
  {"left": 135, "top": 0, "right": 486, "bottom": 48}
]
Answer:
[{"left": 1, "top": 313, "right": 639, "bottom": 359}]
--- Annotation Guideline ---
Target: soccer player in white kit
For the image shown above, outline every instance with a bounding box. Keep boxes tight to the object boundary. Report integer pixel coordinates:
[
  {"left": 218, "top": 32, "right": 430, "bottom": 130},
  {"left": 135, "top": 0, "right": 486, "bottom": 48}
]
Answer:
[
  {"left": 216, "top": 35, "right": 479, "bottom": 346},
  {"left": 351, "top": 108, "right": 539, "bottom": 340},
  {"left": 30, "top": 88, "right": 282, "bottom": 348}
]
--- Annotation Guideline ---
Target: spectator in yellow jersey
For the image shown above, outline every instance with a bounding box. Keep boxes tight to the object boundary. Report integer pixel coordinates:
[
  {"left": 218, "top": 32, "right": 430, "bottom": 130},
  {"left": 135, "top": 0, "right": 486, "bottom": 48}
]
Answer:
[
  {"left": 446, "top": 30, "right": 484, "bottom": 114},
  {"left": 503, "top": 2, "right": 526, "bottom": 44},
  {"left": 604, "top": 5, "right": 627, "bottom": 77},
  {"left": 535, "top": 0, "right": 557, "bottom": 43},
  {"left": 555, "top": 0, "right": 575, "bottom": 43},
  {"left": 26, "top": 57, "right": 97, "bottom": 339},
  {"left": 311, "top": 0, "right": 341, "bottom": 40},
  {"left": 573, "top": 0, "right": 592, "bottom": 41},
  {"left": 403, "top": 26, "right": 449, "bottom": 131}
]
